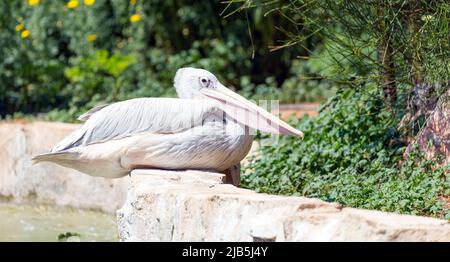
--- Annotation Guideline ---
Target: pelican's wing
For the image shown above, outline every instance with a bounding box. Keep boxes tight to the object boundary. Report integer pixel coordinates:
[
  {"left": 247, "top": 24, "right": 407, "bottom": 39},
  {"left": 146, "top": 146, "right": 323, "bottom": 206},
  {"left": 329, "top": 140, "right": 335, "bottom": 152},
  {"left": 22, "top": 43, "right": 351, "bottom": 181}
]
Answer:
[
  {"left": 77, "top": 104, "right": 109, "bottom": 121},
  {"left": 52, "top": 98, "right": 219, "bottom": 152}
]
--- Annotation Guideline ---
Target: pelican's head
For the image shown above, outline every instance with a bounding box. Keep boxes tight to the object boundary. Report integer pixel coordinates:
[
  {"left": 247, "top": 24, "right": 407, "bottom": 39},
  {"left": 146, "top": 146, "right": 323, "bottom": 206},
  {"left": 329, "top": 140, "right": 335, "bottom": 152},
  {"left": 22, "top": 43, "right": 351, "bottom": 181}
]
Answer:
[
  {"left": 173, "top": 67, "right": 304, "bottom": 137},
  {"left": 174, "top": 67, "right": 220, "bottom": 99}
]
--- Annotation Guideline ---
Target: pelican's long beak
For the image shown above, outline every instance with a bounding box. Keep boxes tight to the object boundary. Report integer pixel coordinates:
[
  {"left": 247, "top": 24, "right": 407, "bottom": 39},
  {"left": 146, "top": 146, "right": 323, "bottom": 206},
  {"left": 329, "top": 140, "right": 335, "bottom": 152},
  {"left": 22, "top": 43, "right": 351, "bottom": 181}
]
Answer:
[{"left": 201, "top": 83, "right": 304, "bottom": 137}]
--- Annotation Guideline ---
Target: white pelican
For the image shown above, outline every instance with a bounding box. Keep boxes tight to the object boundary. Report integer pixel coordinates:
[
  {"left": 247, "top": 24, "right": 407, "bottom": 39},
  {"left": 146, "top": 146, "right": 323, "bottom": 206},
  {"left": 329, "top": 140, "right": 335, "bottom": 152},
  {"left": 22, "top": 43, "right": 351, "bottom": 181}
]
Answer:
[{"left": 33, "top": 68, "right": 303, "bottom": 184}]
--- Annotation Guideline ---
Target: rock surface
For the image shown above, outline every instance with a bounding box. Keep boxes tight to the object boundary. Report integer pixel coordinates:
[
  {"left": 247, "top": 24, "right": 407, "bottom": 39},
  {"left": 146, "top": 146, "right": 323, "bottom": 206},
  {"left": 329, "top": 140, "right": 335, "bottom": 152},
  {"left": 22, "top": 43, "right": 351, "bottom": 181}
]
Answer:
[
  {"left": 117, "top": 169, "right": 450, "bottom": 242},
  {"left": 406, "top": 89, "right": 450, "bottom": 167},
  {"left": 0, "top": 121, "right": 128, "bottom": 213}
]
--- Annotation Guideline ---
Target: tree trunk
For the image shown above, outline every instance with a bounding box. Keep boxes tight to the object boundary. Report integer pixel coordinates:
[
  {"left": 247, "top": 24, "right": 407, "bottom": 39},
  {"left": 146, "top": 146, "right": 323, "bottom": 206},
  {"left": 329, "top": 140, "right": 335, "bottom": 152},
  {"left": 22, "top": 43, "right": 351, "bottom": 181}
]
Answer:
[
  {"left": 405, "top": 88, "right": 450, "bottom": 168},
  {"left": 377, "top": 4, "right": 397, "bottom": 110},
  {"left": 407, "top": 4, "right": 423, "bottom": 85}
]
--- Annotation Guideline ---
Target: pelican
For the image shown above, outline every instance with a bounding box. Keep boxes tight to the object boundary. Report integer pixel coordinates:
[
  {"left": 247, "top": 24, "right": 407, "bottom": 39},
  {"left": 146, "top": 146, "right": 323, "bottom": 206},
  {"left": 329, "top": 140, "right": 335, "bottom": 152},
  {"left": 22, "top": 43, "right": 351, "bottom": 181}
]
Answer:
[{"left": 33, "top": 68, "right": 303, "bottom": 184}]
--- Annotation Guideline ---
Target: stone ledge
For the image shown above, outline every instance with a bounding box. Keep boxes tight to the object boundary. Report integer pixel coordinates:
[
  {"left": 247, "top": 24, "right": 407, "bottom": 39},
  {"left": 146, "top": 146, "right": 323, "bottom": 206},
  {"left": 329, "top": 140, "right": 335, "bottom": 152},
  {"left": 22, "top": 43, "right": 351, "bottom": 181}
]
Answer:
[
  {"left": 0, "top": 121, "right": 128, "bottom": 213},
  {"left": 117, "top": 169, "right": 450, "bottom": 242}
]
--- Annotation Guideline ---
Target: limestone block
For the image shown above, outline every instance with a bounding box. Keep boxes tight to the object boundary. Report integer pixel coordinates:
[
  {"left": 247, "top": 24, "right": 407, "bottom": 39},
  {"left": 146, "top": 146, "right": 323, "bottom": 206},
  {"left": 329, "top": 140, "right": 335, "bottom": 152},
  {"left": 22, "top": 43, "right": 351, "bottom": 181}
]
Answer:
[{"left": 116, "top": 169, "right": 450, "bottom": 242}]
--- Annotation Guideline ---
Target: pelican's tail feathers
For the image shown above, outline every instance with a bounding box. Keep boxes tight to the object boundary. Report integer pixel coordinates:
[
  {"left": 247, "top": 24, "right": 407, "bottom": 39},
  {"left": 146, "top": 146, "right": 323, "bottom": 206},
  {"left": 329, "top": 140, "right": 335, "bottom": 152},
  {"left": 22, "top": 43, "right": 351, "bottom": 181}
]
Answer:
[
  {"left": 51, "top": 127, "right": 86, "bottom": 152},
  {"left": 32, "top": 151, "right": 80, "bottom": 164}
]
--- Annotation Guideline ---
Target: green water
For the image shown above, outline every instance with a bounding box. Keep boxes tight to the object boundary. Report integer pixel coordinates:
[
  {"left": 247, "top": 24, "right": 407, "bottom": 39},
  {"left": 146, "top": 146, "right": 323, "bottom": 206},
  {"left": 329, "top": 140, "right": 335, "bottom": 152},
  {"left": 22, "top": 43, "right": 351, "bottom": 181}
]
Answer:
[{"left": 0, "top": 202, "right": 118, "bottom": 242}]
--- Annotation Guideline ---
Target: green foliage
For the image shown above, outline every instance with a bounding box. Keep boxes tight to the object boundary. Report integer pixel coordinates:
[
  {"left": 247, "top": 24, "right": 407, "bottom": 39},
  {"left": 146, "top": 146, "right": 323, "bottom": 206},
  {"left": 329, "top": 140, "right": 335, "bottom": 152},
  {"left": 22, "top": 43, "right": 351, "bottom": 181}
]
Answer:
[
  {"left": 242, "top": 87, "right": 450, "bottom": 218},
  {"left": 259, "top": 0, "right": 450, "bottom": 84},
  {"left": 62, "top": 50, "right": 136, "bottom": 114},
  {"left": 0, "top": 0, "right": 334, "bottom": 121},
  {"left": 230, "top": 0, "right": 450, "bottom": 218},
  {"left": 241, "top": 59, "right": 337, "bottom": 103}
]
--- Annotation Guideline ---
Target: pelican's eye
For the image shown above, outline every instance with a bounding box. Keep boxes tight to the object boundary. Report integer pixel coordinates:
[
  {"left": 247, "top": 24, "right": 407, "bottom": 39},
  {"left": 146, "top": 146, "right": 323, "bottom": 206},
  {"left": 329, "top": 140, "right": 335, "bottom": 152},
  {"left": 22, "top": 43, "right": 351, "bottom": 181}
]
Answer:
[{"left": 199, "top": 77, "right": 210, "bottom": 88}]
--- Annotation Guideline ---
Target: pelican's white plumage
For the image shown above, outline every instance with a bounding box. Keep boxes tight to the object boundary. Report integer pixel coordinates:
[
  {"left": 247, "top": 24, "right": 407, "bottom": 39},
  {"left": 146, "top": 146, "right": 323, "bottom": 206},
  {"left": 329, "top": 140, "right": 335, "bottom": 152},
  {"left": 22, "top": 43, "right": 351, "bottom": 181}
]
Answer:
[
  {"left": 33, "top": 68, "right": 303, "bottom": 179},
  {"left": 51, "top": 98, "right": 220, "bottom": 152}
]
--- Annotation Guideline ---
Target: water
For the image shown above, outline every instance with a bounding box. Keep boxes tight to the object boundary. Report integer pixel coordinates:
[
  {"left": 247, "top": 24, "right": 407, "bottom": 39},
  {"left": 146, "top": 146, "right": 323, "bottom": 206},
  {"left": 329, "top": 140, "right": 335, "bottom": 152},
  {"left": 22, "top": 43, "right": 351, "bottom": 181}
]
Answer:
[{"left": 0, "top": 202, "right": 118, "bottom": 242}]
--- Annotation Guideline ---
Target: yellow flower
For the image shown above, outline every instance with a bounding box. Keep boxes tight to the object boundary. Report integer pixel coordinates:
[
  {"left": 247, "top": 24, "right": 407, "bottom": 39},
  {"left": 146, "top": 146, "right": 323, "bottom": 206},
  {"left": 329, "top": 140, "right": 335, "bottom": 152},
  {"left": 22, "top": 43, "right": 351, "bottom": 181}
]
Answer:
[
  {"left": 130, "top": 0, "right": 137, "bottom": 5},
  {"left": 15, "top": 24, "right": 24, "bottom": 32},
  {"left": 84, "top": 0, "right": 95, "bottom": 6},
  {"left": 130, "top": 14, "right": 141, "bottom": 23},
  {"left": 28, "top": 0, "right": 40, "bottom": 6},
  {"left": 87, "top": 34, "right": 97, "bottom": 42},
  {"left": 21, "top": 30, "right": 30, "bottom": 39},
  {"left": 67, "top": 0, "right": 79, "bottom": 9}
]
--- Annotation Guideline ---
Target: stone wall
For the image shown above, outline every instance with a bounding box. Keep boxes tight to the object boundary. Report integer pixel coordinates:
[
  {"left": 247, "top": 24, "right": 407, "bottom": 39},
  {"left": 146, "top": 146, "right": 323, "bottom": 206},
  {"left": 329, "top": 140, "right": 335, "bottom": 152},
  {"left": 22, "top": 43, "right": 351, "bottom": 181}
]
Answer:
[
  {"left": 117, "top": 169, "right": 450, "bottom": 242},
  {"left": 0, "top": 121, "right": 128, "bottom": 213}
]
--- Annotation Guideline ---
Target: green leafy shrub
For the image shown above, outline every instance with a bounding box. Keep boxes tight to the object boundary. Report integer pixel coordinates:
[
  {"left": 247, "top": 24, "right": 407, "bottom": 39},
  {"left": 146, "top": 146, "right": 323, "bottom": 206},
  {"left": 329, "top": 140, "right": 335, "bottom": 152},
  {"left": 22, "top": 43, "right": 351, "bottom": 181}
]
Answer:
[
  {"left": 1, "top": 0, "right": 335, "bottom": 121},
  {"left": 242, "top": 86, "right": 450, "bottom": 219},
  {"left": 65, "top": 50, "right": 135, "bottom": 106}
]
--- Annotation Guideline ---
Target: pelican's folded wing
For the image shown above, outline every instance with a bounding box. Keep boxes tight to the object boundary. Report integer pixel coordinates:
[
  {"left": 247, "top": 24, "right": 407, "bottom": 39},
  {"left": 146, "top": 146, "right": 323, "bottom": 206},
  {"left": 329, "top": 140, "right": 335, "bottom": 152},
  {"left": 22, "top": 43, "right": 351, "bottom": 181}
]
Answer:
[
  {"left": 77, "top": 104, "right": 109, "bottom": 121},
  {"left": 51, "top": 98, "right": 219, "bottom": 152}
]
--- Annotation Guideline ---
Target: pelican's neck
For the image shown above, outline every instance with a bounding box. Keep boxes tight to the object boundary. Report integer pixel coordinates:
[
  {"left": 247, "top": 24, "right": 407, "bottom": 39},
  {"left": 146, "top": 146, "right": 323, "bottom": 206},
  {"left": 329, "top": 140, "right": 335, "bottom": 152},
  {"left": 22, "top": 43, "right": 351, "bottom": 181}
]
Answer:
[
  {"left": 174, "top": 69, "right": 195, "bottom": 99},
  {"left": 175, "top": 84, "right": 192, "bottom": 99}
]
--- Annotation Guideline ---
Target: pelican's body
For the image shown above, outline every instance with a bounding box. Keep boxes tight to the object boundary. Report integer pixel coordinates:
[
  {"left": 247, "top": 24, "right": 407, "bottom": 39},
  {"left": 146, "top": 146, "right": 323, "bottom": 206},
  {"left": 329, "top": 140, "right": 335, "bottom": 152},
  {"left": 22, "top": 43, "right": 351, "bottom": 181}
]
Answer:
[
  {"left": 37, "top": 98, "right": 254, "bottom": 178},
  {"left": 33, "top": 68, "right": 303, "bottom": 180}
]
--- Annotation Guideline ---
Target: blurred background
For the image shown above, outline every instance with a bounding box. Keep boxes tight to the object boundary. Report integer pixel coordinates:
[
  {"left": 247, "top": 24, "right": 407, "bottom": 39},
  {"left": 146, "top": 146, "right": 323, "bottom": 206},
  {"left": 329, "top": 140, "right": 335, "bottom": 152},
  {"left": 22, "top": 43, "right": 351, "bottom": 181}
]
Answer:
[
  {"left": 0, "top": 0, "right": 337, "bottom": 122},
  {"left": 0, "top": 0, "right": 449, "bottom": 241}
]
